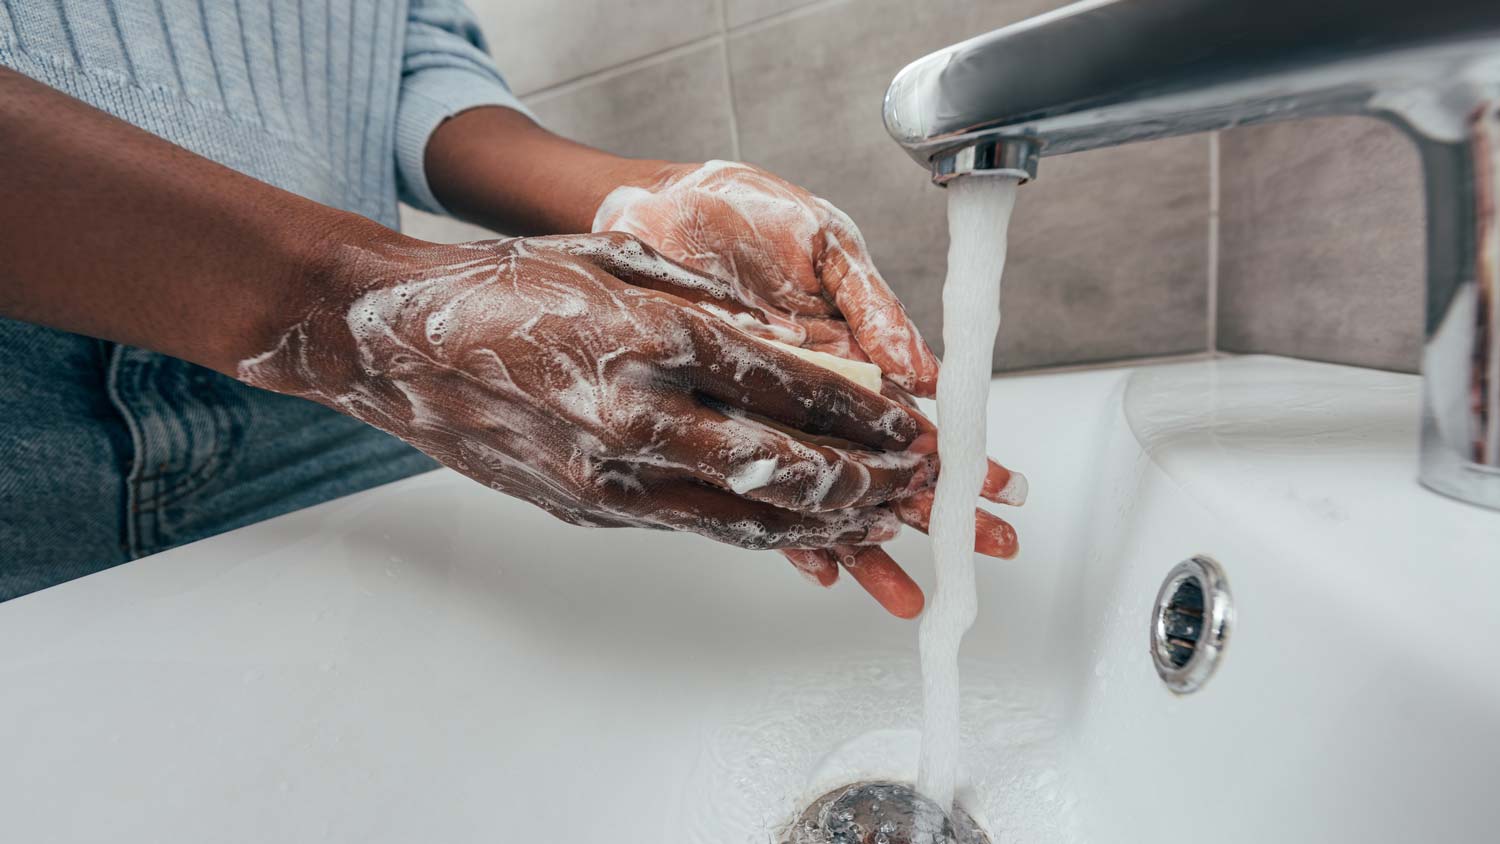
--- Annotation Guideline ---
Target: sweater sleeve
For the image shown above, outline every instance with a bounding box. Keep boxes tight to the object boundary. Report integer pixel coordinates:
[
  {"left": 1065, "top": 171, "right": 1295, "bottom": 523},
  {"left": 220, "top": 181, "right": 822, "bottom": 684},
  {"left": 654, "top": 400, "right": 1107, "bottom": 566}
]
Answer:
[{"left": 395, "top": 0, "right": 537, "bottom": 215}]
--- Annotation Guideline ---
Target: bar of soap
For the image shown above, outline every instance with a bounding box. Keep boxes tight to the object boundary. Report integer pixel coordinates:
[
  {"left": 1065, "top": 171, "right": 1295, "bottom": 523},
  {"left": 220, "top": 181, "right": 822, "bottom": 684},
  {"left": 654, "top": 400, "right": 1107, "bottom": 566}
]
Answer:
[{"left": 764, "top": 340, "right": 883, "bottom": 392}]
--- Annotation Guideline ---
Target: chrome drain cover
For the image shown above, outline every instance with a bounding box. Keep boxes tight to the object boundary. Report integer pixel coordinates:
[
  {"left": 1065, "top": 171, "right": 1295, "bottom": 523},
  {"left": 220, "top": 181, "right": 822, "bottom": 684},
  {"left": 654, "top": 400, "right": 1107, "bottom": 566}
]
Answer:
[
  {"left": 1150, "top": 555, "right": 1233, "bottom": 694},
  {"left": 783, "top": 781, "right": 990, "bottom": 844}
]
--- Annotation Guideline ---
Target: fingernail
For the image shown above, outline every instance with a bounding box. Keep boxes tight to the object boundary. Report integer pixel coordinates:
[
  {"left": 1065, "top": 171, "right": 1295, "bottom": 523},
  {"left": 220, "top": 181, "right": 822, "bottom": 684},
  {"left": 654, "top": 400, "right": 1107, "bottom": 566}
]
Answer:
[
  {"left": 784, "top": 550, "right": 837, "bottom": 586},
  {"left": 999, "top": 471, "right": 1028, "bottom": 505},
  {"left": 982, "top": 468, "right": 1028, "bottom": 506},
  {"left": 908, "top": 431, "right": 938, "bottom": 455},
  {"left": 975, "top": 518, "right": 1019, "bottom": 559}
]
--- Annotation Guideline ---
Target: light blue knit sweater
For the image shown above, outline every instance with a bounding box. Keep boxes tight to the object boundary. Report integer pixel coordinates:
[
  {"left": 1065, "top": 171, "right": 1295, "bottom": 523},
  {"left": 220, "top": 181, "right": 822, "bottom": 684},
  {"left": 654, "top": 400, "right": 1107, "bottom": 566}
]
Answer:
[
  {"left": 0, "top": 0, "right": 531, "bottom": 227},
  {"left": 0, "top": 1, "right": 535, "bottom": 596}
]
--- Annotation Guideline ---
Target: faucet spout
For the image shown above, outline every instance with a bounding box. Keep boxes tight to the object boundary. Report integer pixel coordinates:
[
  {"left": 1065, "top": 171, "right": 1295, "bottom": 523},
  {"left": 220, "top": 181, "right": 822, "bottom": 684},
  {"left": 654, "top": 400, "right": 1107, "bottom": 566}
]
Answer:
[
  {"left": 930, "top": 137, "right": 1040, "bottom": 185},
  {"left": 885, "top": 0, "right": 1500, "bottom": 510}
]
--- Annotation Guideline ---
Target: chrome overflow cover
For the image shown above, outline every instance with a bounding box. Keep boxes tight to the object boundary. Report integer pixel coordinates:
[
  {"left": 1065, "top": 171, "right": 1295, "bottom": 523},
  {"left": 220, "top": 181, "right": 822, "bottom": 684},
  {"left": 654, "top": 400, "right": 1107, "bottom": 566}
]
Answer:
[{"left": 1150, "top": 555, "right": 1233, "bottom": 694}]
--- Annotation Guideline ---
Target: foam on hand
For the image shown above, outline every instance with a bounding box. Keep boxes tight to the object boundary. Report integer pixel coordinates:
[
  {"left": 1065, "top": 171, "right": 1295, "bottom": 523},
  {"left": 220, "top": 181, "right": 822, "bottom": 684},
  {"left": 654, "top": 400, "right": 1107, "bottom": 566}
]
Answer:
[
  {"left": 594, "top": 160, "right": 935, "bottom": 395},
  {"left": 761, "top": 339, "right": 883, "bottom": 393},
  {"left": 236, "top": 234, "right": 915, "bottom": 552},
  {"left": 727, "top": 457, "right": 781, "bottom": 494}
]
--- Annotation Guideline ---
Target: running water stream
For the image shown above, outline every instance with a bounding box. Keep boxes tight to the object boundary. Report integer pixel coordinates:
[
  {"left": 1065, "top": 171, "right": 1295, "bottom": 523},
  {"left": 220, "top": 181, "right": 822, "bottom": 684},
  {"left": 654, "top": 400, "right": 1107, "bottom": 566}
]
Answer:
[{"left": 916, "top": 174, "right": 1022, "bottom": 812}]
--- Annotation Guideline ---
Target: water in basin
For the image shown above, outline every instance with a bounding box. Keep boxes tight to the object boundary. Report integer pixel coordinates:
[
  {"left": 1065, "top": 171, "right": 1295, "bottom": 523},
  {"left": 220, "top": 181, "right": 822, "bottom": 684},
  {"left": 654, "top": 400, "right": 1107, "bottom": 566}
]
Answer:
[{"left": 679, "top": 656, "right": 1081, "bottom": 843}]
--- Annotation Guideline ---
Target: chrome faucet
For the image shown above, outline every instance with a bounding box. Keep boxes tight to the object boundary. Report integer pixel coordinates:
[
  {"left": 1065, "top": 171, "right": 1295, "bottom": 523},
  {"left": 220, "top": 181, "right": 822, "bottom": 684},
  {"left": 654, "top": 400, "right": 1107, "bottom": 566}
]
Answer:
[{"left": 885, "top": 0, "right": 1500, "bottom": 511}]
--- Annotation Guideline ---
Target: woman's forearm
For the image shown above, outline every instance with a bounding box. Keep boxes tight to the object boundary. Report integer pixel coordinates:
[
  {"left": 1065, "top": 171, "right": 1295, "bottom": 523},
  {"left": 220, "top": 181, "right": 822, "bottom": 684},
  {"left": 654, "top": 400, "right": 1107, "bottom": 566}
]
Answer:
[
  {"left": 0, "top": 66, "right": 386, "bottom": 375},
  {"left": 423, "top": 106, "right": 670, "bottom": 236}
]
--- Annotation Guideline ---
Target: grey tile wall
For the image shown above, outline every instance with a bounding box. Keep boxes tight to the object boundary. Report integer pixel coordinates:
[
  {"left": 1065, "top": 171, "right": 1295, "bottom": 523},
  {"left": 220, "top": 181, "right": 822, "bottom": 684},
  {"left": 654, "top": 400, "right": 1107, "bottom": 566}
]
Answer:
[
  {"left": 1217, "top": 118, "right": 1426, "bottom": 373},
  {"left": 724, "top": 0, "right": 820, "bottom": 28},
  {"left": 526, "top": 44, "right": 735, "bottom": 163},
  {"left": 728, "top": 0, "right": 1210, "bottom": 369},
  {"left": 472, "top": 0, "right": 719, "bottom": 95},
  {"left": 403, "top": 0, "right": 1427, "bottom": 374},
  {"left": 401, "top": 28, "right": 735, "bottom": 244},
  {"left": 998, "top": 139, "right": 1211, "bottom": 368}
]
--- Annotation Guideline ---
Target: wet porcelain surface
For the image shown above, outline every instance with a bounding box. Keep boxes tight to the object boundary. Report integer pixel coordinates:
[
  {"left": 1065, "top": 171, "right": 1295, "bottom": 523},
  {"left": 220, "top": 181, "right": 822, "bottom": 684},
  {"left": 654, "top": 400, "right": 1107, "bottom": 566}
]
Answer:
[{"left": 2, "top": 355, "right": 1495, "bottom": 842}]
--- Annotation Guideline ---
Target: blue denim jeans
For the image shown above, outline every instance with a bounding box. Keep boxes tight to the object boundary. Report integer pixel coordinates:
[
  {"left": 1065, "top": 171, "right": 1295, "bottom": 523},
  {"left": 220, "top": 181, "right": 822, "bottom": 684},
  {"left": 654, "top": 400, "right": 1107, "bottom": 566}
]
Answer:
[{"left": 0, "top": 318, "right": 437, "bottom": 601}]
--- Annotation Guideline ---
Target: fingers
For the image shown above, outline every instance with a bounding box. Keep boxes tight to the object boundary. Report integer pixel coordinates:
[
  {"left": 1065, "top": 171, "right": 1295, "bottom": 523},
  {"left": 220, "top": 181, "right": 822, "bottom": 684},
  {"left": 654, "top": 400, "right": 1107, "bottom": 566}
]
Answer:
[
  {"left": 982, "top": 460, "right": 1029, "bottom": 506},
  {"left": 680, "top": 313, "right": 930, "bottom": 451},
  {"left": 892, "top": 489, "right": 1020, "bottom": 559},
  {"left": 644, "top": 395, "right": 936, "bottom": 512},
  {"left": 781, "top": 548, "right": 839, "bottom": 586},
  {"left": 881, "top": 381, "right": 921, "bottom": 408},
  {"left": 796, "top": 316, "right": 869, "bottom": 363},
  {"left": 833, "top": 545, "right": 925, "bottom": 619},
  {"left": 545, "top": 232, "right": 807, "bottom": 345},
  {"left": 816, "top": 219, "right": 941, "bottom": 397},
  {"left": 914, "top": 456, "right": 1027, "bottom": 506},
  {"left": 624, "top": 478, "right": 901, "bottom": 550},
  {"left": 780, "top": 546, "right": 925, "bottom": 619},
  {"left": 880, "top": 397, "right": 1028, "bottom": 507}
]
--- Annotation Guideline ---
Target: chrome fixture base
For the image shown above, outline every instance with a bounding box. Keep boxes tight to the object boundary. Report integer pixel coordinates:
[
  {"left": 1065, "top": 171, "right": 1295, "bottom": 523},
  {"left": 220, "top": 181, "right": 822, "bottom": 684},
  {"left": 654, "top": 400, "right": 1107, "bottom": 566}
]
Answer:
[
  {"left": 1420, "top": 407, "right": 1500, "bottom": 509},
  {"left": 782, "top": 781, "right": 990, "bottom": 844},
  {"left": 931, "top": 137, "right": 1040, "bottom": 185},
  {"left": 1150, "top": 556, "right": 1233, "bottom": 695},
  {"left": 884, "top": 0, "right": 1500, "bottom": 511}
]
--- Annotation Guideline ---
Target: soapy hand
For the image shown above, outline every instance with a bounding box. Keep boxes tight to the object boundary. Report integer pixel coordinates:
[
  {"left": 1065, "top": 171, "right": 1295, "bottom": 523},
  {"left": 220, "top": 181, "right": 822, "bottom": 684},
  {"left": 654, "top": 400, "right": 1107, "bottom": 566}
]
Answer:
[
  {"left": 593, "top": 161, "right": 1025, "bottom": 617},
  {"left": 594, "top": 161, "right": 941, "bottom": 396},
  {"left": 239, "top": 231, "right": 944, "bottom": 550}
]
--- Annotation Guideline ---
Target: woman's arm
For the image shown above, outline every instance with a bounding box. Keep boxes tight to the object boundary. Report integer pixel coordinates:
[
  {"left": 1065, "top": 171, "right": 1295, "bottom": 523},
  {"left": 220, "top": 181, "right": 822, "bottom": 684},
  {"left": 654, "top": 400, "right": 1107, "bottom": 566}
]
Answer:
[
  {"left": 0, "top": 65, "right": 372, "bottom": 374},
  {"left": 423, "top": 105, "right": 667, "bottom": 236},
  {"left": 0, "top": 67, "right": 938, "bottom": 583}
]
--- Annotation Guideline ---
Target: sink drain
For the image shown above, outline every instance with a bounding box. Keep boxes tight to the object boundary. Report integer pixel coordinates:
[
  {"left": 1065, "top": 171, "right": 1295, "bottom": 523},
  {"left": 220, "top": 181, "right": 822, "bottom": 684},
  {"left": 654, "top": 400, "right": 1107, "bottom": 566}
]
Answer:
[
  {"left": 1150, "top": 555, "right": 1232, "bottom": 694},
  {"left": 782, "top": 781, "right": 990, "bottom": 844}
]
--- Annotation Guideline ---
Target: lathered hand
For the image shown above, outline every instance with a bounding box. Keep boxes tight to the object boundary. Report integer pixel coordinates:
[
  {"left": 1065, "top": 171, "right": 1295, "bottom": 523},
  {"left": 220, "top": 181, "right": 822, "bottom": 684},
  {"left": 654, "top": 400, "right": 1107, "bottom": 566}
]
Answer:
[
  {"left": 239, "top": 231, "right": 940, "bottom": 550},
  {"left": 595, "top": 161, "right": 1026, "bottom": 617},
  {"left": 595, "top": 161, "right": 942, "bottom": 396}
]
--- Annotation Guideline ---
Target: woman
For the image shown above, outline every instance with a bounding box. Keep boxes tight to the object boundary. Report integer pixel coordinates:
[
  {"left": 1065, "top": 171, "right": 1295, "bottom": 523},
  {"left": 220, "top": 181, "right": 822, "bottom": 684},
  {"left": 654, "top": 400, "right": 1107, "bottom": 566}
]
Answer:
[{"left": 0, "top": 0, "right": 1022, "bottom": 612}]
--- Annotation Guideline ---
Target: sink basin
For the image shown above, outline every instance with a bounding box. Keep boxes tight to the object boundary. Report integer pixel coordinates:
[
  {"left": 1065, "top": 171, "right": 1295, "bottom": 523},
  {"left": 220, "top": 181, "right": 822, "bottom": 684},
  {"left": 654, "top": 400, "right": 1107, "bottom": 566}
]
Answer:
[{"left": 2, "top": 355, "right": 1496, "bottom": 842}]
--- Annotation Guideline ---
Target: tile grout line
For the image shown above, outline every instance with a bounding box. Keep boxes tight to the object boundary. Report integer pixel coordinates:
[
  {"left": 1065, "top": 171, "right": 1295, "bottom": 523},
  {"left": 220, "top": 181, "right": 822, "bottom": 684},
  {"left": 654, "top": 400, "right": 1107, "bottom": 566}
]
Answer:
[
  {"left": 520, "top": 33, "right": 725, "bottom": 104},
  {"left": 518, "top": 1, "right": 852, "bottom": 113},
  {"left": 727, "top": 0, "right": 856, "bottom": 37},
  {"left": 717, "top": 0, "right": 743, "bottom": 160},
  {"left": 1206, "top": 130, "right": 1221, "bottom": 352}
]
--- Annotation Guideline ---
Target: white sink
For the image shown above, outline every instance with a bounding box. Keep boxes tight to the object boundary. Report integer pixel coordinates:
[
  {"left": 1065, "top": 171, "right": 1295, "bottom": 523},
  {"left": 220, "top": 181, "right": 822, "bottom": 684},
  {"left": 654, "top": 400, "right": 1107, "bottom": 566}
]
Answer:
[{"left": 2, "top": 355, "right": 1496, "bottom": 843}]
